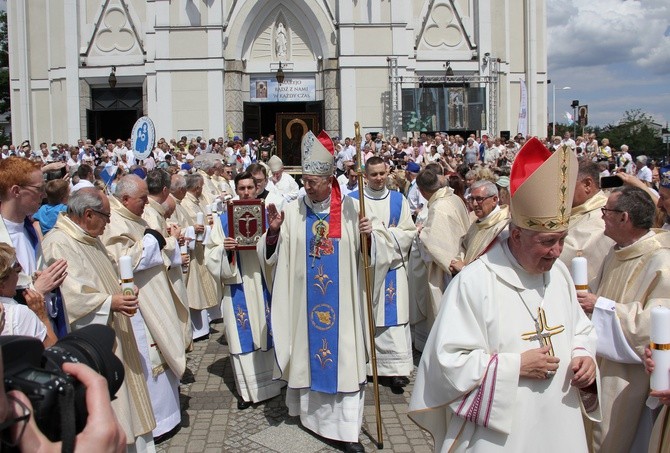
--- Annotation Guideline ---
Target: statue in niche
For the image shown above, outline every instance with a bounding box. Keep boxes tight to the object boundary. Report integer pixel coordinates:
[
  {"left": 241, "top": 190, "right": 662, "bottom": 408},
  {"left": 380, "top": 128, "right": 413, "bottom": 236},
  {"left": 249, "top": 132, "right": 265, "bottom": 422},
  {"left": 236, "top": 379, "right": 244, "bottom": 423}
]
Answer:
[{"left": 276, "top": 22, "right": 287, "bottom": 59}]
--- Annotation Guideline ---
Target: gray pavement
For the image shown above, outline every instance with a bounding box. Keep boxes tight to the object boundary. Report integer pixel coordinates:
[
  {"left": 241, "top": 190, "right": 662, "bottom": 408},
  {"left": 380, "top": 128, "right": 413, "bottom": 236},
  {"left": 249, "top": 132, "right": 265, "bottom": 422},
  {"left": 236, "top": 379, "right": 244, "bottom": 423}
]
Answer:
[{"left": 156, "top": 321, "right": 433, "bottom": 452}]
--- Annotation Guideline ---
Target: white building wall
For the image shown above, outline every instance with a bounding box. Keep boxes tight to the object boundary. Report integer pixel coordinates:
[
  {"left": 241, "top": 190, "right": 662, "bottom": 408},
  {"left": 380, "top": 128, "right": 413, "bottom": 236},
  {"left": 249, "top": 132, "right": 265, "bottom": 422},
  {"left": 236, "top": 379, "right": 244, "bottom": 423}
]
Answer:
[{"left": 8, "top": 0, "right": 548, "bottom": 143}]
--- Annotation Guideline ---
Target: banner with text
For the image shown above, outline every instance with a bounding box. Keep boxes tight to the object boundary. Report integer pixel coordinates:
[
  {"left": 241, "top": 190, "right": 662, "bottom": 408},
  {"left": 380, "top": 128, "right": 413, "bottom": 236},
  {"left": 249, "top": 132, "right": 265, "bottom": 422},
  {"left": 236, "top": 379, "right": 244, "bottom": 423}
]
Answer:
[{"left": 250, "top": 77, "right": 316, "bottom": 102}]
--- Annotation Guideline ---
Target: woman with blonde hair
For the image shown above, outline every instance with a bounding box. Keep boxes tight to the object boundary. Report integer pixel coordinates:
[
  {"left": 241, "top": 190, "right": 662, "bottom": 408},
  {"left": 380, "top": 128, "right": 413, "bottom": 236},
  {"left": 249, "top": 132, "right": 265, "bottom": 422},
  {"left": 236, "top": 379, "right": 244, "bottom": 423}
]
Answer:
[{"left": 0, "top": 243, "right": 56, "bottom": 346}]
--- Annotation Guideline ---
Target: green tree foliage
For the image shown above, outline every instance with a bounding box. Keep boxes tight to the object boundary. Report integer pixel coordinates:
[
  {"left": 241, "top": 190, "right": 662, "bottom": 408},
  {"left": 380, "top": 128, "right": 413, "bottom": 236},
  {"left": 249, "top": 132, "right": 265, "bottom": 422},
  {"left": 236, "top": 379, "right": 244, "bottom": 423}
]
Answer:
[{"left": 597, "top": 109, "right": 663, "bottom": 158}]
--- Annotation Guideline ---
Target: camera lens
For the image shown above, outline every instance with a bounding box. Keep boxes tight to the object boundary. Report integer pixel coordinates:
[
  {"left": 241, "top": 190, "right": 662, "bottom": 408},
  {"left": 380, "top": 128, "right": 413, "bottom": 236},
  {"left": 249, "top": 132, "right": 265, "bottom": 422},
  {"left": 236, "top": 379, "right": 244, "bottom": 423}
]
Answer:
[{"left": 43, "top": 324, "right": 124, "bottom": 398}]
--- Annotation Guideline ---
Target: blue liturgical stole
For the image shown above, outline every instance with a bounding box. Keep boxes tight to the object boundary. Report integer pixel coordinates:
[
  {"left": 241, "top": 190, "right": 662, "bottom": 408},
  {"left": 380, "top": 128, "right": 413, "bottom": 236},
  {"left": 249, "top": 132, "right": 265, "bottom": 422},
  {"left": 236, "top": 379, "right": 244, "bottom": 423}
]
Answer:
[
  {"left": 24, "top": 218, "right": 67, "bottom": 338},
  {"left": 349, "top": 191, "right": 403, "bottom": 327},
  {"left": 219, "top": 212, "right": 273, "bottom": 354},
  {"left": 305, "top": 207, "right": 340, "bottom": 394}
]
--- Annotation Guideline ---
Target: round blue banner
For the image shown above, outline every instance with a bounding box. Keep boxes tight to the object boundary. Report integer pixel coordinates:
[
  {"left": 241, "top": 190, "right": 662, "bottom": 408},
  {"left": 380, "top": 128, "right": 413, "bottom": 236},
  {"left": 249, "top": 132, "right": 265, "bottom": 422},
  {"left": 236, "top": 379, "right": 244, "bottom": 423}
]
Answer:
[{"left": 130, "top": 116, "right": 155, "bottom": 160}]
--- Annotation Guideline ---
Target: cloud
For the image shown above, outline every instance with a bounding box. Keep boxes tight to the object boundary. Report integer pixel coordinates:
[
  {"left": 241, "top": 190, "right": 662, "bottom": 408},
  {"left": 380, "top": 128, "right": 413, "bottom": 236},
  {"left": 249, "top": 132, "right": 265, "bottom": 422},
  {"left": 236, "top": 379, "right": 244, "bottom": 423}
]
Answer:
[
  {"left": 547, "top": 0, "right": 670, "bottom": 74},
  {"left": 547, "top": 0, "right": 670, "bottom": 126}
]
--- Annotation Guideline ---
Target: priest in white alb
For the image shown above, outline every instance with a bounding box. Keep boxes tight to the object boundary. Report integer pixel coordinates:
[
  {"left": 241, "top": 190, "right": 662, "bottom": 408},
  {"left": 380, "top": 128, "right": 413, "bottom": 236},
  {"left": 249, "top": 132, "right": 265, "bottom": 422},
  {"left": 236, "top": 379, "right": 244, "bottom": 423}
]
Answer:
[
  {"left": 412, "top": 167, "right": 470, "bottom": 350},
  {"left": 349, "top": 156, "right": 416, "bottom": 392},
  {"left": 576, "top": 186, "right": 670, "bottom": 453},
  {"left": 559, "top": 159, "right": 614, "bottom": 291},
  {"left": 409, "top": 140, "right": 601, "bottom": 452},
  {"left": 259, "top": 130, "right": 371, "bottom": 453},
  {"left": 205, "top": 170, "right": 284, "bottom": 410},
  {"left": 449, "top": 179, "right": 510, "bottom": 274},
  {"left": 42, "top": 188, "right": 156, "bottom": 451},
  {"left": 101, "top": 175, "right": 187, "bottom": 440}
]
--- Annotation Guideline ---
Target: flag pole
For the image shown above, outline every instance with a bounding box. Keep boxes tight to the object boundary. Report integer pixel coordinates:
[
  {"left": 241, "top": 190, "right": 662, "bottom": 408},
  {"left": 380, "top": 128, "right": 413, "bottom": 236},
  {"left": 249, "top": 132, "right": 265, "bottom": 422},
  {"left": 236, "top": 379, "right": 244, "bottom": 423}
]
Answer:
[{"left": 354, "top": 121, "right": 384, "bottom": 449}]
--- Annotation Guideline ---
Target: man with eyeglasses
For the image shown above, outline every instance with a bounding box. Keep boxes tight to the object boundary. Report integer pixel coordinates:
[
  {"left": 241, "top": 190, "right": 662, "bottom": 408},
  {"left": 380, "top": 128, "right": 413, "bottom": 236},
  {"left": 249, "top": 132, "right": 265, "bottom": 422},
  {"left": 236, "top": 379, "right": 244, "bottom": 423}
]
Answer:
[
  {"left": 42, "top": 187, "right": 156, "bottom": 449},
  {"left": 248, "top": 163, "right": 284, "bottom": 211},
  {"left": 218, "top": 161, "right": 236, "bottom": 198},
  {"left": 410, "top": 138, "right": 599, "bottom": 453},
  {"left": 0, "top": 157, "right": 69, "bottom": 338},
  {"left": 259, "top": 131, "right": 372, "bottom": 452},
  {"left": 101, "top": 175, "right": 187, "bottom": 444},
  {"left": 576, "top": 186, "right": 670, "bottom": 453},
  {"left": 449, "top": 179, "right": 510, "bottom": 274},
  {"left": 558, "top": 159, "right": 614, "bottom": 292}
]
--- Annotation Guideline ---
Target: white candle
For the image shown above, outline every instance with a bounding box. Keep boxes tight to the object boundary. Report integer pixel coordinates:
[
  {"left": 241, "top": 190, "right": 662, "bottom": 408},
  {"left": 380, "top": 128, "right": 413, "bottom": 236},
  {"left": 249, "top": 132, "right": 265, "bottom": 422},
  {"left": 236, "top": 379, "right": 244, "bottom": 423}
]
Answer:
[
  {"left": 571, "top": 256, "right": 588, "bottom": 293},
  {"left": 196, "top": 212, "right": 205, "bottom": 241},
  {"left": 180, "top": 245, "right": 189, "bottom": 274},
  {"left": 650, "top": 306, "right": 670, "bottom": 391},
  {"left": 211, "top": 202, "right": 219, "bottom": 214},
  {"left": 118, "top": 255, "right": 135, "bottom": 297},
  {"left": 205, "top": 205, "right": 212, "bottom": 215}
]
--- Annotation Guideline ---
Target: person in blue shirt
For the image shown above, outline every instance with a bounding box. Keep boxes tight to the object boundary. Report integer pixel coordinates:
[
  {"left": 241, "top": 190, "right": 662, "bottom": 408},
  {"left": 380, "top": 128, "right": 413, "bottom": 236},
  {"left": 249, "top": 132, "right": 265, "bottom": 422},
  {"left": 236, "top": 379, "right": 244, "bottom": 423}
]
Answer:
[{"left": 33, "top": 179, "right": 69, "bottom": 235}]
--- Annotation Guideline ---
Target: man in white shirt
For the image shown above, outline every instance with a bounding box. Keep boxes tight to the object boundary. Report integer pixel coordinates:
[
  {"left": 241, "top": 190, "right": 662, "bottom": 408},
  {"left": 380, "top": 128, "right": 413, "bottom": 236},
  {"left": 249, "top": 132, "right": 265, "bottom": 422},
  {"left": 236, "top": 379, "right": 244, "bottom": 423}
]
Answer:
[
  {"left": 267, "top": 155, "right": 299, "bottom": 203},
  {"left": 635, "top": 155, "right": 652, "bottom": 187}
]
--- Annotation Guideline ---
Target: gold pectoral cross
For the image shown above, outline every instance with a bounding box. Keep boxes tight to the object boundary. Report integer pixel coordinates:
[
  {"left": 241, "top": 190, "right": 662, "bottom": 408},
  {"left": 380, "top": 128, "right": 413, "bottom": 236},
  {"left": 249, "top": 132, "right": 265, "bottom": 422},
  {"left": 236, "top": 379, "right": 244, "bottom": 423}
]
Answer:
[{"left": 521, "top": 308, "right": 565, "bottom": 356}]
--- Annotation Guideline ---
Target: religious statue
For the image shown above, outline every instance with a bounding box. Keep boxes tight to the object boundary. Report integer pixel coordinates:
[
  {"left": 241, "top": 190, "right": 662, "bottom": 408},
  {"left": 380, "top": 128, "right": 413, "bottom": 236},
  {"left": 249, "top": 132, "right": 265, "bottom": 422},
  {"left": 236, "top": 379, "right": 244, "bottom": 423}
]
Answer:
[{"left": 276, "top": 23, "right": 287, "bottom": 59}]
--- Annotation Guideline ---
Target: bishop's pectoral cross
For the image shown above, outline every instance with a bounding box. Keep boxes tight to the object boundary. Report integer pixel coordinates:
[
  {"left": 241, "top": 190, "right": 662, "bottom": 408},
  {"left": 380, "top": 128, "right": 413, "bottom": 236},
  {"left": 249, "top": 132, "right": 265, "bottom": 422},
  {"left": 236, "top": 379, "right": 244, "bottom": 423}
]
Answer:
[{"left": 521, "top": 308, "right": 565, "bottom": 356}]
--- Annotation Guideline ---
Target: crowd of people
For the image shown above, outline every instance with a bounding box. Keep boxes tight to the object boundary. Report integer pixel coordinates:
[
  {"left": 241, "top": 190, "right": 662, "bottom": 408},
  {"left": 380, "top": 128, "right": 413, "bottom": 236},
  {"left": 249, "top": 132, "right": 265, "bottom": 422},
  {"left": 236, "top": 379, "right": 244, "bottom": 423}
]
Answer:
[{"left": 0, "top": 127, "right": 667, "bottom": 453}]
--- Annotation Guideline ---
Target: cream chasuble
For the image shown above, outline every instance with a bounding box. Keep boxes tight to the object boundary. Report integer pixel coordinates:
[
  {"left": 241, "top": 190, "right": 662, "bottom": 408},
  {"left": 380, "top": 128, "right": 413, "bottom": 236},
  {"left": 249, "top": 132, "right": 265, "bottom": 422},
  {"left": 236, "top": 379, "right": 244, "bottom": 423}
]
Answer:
[
  {"left": 349, "top": 187, "right": 416, "bottom": 376},
  {"left": 101, "top": 196, "right": 187, "bottom": 378},
  {"left": 414, "top": 186, "right": 470, "bottom": 348},
  {"left": 409, "top": 239, "right": 600, "bottom": 452},
  {"left": 198, "top": 170, "right": 220, "bottom": 205},
  {"left": 205, "top": 214, "right": 284, "bottom": 403},
  {"left": 560, "top": 191, "right": 614, "bottom": 291},
  {"left": 649, "top": 405, "right": 670, "bottom": 453},
  {"left": 42, "top": 214, "right": 155, "bottom": 442},
  {"left": 180, "top": 192, "right": 222, "bottom": 310},
  {"left": 458, "top": 205, "right": 510, "bottom": 265},
  {"left": 143, "top": 197, "right": 192, "bottom": 349},
  {"left": 590, "top": 230, "right": 670, "bottom": 453}
]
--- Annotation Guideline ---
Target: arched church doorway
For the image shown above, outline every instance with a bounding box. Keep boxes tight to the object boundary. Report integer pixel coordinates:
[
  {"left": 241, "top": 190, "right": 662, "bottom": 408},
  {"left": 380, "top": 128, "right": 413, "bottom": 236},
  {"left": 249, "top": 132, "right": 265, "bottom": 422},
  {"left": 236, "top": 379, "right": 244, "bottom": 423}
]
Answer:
[
  {"left": 86, "top": 87, "right": 142, "bottom": 141},
  {"left": 243, "top": 100, "right": 323, "bottom": 166}
]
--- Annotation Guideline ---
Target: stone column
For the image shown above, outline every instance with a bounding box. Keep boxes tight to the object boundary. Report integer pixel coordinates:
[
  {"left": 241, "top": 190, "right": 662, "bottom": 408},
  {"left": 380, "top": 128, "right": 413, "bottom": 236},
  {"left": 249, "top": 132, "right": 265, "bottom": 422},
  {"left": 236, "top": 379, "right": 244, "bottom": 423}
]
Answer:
[
  {"left": 323, "top": 58, "right": 340, "bottom": 136},
  {"left": 224, "top": 60, "right": 244, "bottom": 139}
]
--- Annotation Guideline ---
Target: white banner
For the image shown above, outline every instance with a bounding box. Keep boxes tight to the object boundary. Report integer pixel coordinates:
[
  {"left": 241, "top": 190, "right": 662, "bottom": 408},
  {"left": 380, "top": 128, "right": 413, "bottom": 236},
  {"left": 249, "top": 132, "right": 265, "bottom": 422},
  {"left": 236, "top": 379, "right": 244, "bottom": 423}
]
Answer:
[
  {"left": 517, "top": 78, "right": 528, "bottom": 137},
  {"left": 250, "top": 77, "right": 316, "bottom": 102}
]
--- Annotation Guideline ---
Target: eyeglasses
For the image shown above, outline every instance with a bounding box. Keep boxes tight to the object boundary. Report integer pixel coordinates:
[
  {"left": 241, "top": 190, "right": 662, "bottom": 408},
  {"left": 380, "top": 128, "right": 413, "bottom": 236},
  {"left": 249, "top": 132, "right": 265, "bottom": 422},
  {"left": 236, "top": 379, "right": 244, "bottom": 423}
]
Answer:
[
  {"left": 21, "top": 184, "right": 46, "bottom": 194},
  {"left": 0, "top": 395, "right": 31, "bottom": 447},
  {"left": 469, "top": 195, "right": 495, "bottom": 204},
  {"left": 89, "top": 209, "right": 112, "bottom": 220},
  {"left": 601, "top": 207, "right": 623, "bottom": 214}
]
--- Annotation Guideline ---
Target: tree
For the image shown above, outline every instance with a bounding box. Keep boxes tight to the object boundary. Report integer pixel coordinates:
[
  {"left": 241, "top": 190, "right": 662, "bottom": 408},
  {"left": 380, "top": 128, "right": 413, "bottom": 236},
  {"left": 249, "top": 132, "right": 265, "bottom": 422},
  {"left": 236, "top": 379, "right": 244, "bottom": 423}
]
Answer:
[{"left": 599, "top": 109, "right": 663, "bottom": 158}]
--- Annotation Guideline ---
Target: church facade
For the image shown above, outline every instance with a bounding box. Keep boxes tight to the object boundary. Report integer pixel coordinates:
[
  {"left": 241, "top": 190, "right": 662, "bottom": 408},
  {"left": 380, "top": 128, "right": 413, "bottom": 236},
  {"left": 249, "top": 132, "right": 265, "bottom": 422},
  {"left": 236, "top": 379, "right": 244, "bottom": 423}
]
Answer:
[{"left": 8, "top": 0, "right": 548, "bottom": 145}]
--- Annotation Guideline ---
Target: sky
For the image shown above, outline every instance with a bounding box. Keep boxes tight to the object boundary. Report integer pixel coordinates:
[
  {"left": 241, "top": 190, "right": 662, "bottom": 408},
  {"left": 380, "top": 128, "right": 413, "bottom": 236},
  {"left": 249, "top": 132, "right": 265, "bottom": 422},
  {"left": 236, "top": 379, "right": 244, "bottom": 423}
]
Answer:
[{"left": 547, "top": 0, "right": 670, "bottom": 128}]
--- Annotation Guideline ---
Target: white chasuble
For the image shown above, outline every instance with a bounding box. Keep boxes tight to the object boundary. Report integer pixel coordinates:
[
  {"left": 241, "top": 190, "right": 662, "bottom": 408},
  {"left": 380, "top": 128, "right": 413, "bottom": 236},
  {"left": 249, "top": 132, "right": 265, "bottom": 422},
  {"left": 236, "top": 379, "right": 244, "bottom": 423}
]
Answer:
[{"left": 409, "top": 240, "right": 600, "bottom": 452}]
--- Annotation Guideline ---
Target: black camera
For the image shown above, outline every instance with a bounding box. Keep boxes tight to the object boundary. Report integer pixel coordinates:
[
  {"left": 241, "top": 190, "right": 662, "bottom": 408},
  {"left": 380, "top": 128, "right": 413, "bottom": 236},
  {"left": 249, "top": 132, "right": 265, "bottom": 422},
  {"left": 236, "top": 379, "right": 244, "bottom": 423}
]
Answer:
[{"left": 0, "top": 324, "right": 124, "bottom": 442}]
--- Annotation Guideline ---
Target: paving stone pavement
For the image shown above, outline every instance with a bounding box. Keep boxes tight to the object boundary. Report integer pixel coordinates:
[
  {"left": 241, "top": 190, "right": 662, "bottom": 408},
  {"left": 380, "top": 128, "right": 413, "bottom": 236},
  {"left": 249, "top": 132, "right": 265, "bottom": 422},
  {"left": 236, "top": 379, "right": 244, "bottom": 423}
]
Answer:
[{"left": 156, "top": 321, "right": 434, "bottom": 452}]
